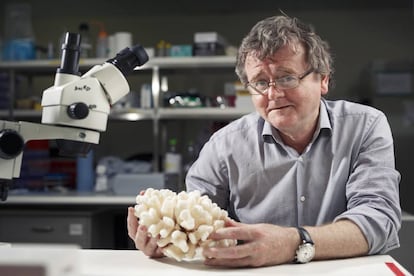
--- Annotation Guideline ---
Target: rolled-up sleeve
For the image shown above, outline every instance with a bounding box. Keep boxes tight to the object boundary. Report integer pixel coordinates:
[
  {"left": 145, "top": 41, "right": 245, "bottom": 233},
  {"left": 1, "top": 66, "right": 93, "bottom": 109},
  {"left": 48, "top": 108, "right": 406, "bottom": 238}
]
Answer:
[{"left": 334, "top": 113, "right": 401, "bottom": 254}]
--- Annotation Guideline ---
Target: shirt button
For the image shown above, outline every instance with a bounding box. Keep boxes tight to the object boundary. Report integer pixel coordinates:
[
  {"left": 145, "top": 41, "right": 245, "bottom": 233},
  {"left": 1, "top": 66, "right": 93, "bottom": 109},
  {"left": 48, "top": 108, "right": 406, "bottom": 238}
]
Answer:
[{"left": 300, "top": 196, "right": 306, "bottom": 202}]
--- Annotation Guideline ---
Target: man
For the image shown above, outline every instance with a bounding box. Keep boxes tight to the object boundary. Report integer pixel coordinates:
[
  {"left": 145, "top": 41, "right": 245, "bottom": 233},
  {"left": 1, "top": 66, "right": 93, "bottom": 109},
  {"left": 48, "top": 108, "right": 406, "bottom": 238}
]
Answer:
[{"left": 127, "top": 14, "right": 401, "bottom": 267}]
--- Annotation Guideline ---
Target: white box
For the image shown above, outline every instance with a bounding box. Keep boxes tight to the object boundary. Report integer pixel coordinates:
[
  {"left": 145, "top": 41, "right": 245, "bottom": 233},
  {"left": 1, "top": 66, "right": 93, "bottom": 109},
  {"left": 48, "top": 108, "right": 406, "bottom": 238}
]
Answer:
[
  {"left": 111, "top": 173, "right": 165, "bottom": 195},
  {"left": 194, "top": 32, "right": 227, "bottom": 45},
  {"left": 0, "top": 244, "right": 80, "bottom": 276}
]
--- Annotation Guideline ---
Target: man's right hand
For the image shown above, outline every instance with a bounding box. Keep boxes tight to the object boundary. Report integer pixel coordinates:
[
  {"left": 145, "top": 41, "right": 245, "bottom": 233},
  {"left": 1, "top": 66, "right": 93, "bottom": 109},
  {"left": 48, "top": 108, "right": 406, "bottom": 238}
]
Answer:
[{"left": 127, "top": 206, "right": 164, "bottom": 258}]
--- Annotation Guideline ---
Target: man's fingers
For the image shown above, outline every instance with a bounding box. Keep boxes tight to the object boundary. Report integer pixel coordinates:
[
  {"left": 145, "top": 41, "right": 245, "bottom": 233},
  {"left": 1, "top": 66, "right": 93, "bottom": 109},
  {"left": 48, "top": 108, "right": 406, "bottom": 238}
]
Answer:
[
  {"left": 127, "top": 207, "right": 138, "bottom": 239},
  {"left": 136, "top": 225, "right": 164, "bottom": 257},
  {"left": 203, "top": 242, "right": 250, "bottom": 259},
  {"left": 136, "top": 224, "right": 149, "bottom": 245},
  {"left": 209, "top": 225, "right": 255, "bottom": 242},
  {"left": 224, "top": 218, "right": 240, "bottom": 227}
]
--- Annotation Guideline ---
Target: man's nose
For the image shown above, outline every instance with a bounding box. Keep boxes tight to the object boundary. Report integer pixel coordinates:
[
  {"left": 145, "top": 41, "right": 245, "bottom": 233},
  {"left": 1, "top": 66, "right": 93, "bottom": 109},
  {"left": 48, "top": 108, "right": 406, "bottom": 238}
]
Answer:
[{"left": 267, "top": 83, "right": 284, "bottom": 100}]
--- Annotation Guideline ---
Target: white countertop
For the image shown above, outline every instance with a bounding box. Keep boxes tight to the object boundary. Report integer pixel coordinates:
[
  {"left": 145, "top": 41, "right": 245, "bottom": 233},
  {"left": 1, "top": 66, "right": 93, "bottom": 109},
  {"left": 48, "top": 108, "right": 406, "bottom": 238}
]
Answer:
[
  {"left": 81, "top": 250, "right": 411, "bottom": 276},
  {"left": 0, "top": 246, "right": 411, "bottom": 276}
]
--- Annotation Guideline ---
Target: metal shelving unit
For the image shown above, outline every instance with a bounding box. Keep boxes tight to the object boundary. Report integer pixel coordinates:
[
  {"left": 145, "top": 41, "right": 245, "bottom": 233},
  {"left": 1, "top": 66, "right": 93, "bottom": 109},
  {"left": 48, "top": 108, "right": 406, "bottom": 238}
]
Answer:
[{"left": 0, "top": 55, "right": 250, "bottom": 171}]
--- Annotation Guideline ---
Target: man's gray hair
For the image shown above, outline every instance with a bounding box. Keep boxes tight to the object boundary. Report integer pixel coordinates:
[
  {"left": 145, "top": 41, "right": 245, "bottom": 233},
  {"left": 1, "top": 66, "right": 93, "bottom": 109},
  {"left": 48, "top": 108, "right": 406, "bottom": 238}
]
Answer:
[{"left": 235, "top": 15, "right": 334, "bottom": 86}]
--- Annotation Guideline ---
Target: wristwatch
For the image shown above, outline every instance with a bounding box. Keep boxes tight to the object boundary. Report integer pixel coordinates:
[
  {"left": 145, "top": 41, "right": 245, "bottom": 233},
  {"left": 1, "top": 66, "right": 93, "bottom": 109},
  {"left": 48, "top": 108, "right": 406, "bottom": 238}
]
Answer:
[{"left": 295, "top": 227, "right": 315, "bottom": 264}]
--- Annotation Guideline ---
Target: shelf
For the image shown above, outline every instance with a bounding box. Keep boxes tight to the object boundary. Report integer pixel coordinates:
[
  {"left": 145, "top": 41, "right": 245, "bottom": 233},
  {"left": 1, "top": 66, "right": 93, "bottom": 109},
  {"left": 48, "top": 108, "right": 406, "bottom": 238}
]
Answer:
[
  {"left": 0, "top": 56, "right": 236, "bottom": 72},
  {"left": 147, "top": 56, "right": 236, "bottom": 69},
  {"left": 2, "top": 192, "right": 135, "bottom": 206},
  {"left": 0, "top": 108, "right": 149, "bottom": 119},
  {"left": 0, "top": 107, "right": 252, "bottom": 121},
  {"left": 109, "top": 108, "right": 154, "bottom": 121},
  {"left": 158, "top": 107, "right": 252, "bottom": 120},
  {"left": 0, "top": 58, "right": 107, "bottom": 73},
  {"left": 0, "top": 108, "right": 154, "bottom": 121},
  {"left": 0, "top": 109, "right": 41, "bottom": 118}
]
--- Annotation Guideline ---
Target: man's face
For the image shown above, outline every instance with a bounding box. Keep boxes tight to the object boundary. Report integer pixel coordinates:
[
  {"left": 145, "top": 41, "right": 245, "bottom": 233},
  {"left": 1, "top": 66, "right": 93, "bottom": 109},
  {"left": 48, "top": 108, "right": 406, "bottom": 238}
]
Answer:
[{"left": 244, "top": 44, "right": 329, "bottom": 138}]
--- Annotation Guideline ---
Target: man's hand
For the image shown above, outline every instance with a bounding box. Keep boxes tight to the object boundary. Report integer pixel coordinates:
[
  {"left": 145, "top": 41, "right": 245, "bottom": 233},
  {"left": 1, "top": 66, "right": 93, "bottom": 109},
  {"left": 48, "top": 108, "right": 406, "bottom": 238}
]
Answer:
[
  {"left": 202, "top": 219, "right": 300, "bottom": 267},
  {"left": 127, "top": 206, "right": 164, "bottom": 258}
]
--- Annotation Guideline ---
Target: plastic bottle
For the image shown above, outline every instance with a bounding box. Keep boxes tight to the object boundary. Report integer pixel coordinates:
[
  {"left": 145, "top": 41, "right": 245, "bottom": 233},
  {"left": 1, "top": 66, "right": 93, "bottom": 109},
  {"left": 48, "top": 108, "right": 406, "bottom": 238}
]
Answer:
[
  {"left": 95, "top": 24, "right": 108, "bottom": 58},
  {"left": 164, "top": 138, "right": 182, "bottom": 192},
  {"left": 76, "top": 150, "right": 94, "bottom": 192},
  {"left": 3, "top": 3, "right": 35, "bottom": 61},
  {"left": 156, "top": 40, "right": 164, "bottom": 56},
  {"left": 47, "top": 41, "right": 54, "bottom": 59},
  {"left": 94, "top": 164, "right": 108, "bottom": 192},
  {"left": 140, "top": 83, "right": 152, "bottom": 109},
  {"left": 78, "top": 23, "right": 92, "bottom": 58},
  {"left": 0, "top": 36, "right": 2, "bottom": 61},
  {"left": 183, "top": 140, "right": 196, "bottom": 178}
]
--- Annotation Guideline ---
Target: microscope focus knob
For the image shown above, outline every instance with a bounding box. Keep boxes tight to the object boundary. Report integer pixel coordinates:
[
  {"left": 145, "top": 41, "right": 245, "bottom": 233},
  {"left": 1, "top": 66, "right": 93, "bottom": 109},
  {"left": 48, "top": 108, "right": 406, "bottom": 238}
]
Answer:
[
  {"left": 0, "top": 129, "right": 24, "bottom": 159},
  {"left": 67, "top": 102, "right": 89, "bottom": 119}
]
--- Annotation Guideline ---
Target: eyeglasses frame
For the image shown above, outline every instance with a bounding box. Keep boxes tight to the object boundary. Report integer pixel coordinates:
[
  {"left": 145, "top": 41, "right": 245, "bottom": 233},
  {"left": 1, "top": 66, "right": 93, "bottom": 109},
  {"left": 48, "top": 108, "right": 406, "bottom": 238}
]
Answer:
[{"left": 246, "top": 68, "right": 314, "bottom": 96}]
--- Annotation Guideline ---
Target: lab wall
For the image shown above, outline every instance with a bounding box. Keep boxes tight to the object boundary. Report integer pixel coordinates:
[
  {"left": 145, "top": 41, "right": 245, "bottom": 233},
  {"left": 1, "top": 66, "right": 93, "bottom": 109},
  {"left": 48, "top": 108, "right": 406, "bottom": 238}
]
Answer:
[
  {"left": 2, "top": 1, "right": 413, "bottom": 99},
  {"left": 1, "top": 1, "right": 414, "bottom": 212}
]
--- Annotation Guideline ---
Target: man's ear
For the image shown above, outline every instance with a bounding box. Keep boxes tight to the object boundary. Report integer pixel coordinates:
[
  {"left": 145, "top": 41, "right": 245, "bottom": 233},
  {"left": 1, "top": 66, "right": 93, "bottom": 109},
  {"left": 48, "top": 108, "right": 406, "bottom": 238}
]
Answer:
[{"left": 321, "top": 75, "right": 329, "bottom": 95}]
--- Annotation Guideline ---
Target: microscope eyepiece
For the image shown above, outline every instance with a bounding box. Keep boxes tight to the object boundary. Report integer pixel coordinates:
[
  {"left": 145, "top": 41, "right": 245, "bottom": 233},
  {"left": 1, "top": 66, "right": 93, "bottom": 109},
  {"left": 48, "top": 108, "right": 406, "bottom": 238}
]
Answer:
[
  {"left": 57, "top": 32, "right": 81, "bottom": 76},
  {"left": 107, "top": 45, "right": 149, "bottom": 76}
]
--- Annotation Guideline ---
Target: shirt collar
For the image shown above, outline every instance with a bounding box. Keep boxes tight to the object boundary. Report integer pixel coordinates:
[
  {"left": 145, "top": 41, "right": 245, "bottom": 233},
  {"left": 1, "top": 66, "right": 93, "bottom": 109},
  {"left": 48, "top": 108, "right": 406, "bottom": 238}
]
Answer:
[
  {"left": 262, "top": 99, "right": 332, "bottom": 139},
  {"left": 319, "top": 99, "right": 332, "bottom": 134}
]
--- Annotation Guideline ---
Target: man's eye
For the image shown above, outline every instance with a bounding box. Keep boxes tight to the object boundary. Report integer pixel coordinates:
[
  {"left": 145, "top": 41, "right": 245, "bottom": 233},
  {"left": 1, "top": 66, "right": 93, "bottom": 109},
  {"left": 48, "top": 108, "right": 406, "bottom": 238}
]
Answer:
[
  {"left": 277, "top": 75, "right": 296, "bottom": 84},
  {"left": 254, "top": 80, "right": 268, "bottom": 88}
]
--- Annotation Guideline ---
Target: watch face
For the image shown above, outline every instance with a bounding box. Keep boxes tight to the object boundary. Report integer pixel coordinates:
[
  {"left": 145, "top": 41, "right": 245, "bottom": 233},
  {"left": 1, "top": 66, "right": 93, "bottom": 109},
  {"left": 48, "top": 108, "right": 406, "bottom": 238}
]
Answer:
[{"left": 296, "top": 243, "right": 315, "bottom": 263}]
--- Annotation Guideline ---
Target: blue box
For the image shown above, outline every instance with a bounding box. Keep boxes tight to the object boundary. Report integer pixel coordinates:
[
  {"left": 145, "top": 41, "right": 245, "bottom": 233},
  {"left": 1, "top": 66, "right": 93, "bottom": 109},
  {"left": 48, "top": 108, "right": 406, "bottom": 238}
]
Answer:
[
  {"left": 2, "top": 39, "right": 35, "bottom": 61},
  {"left": 170, "top": 45, "right": 193, "bottom": 57}
]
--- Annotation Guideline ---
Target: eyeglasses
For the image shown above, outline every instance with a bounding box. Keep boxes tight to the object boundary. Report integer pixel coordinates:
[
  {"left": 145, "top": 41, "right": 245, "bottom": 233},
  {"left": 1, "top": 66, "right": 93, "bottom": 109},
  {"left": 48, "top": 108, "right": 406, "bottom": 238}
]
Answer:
[{"left": 246, "top": 69, "right": 314, "bottom": 95}]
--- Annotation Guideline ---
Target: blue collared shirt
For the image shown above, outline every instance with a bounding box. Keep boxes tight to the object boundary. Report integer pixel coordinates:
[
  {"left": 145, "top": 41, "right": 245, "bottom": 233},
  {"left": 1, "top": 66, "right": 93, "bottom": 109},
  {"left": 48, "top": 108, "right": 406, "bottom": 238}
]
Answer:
[{"left": 186, "top": 99, "right": 401, "bottom": 254}]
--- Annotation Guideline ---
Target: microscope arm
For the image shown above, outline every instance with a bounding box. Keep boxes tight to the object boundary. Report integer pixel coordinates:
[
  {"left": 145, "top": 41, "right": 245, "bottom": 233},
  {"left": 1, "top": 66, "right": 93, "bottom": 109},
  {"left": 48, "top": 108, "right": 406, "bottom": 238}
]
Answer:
[{"left": 0, "top": 120, "right": 99, "bottom": 180}]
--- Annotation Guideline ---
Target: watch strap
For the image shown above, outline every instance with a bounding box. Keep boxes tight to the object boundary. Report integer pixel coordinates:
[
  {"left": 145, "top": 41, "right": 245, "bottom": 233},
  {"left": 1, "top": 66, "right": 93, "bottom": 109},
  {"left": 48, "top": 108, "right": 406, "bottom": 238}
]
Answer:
[
  {"left": 297, "top": 227, "right": 314, "bottom": 245},
  {"left": 295, "top": 227, "right": 315, "bottom": 264}
]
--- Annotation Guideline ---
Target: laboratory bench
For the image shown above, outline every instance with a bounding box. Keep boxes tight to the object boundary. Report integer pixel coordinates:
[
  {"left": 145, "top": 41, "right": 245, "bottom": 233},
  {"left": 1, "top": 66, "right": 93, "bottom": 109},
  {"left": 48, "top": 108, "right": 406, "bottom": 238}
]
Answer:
[
  {"left": 0, "top": 192, "right": 136, "bottom": 250},
  {"left": 1, "top": 193, "right": 413, "bottom": 273}
]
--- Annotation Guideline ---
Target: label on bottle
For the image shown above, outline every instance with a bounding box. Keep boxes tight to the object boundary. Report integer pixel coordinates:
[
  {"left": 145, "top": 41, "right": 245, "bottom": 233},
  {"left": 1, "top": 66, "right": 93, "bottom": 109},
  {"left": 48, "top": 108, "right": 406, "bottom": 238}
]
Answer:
[
  {"left": 140, "top": 84, "right": 152, "bottom": 109},
  {"left": 164, "top": 152, "right": 181, "bottom": 173}
]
